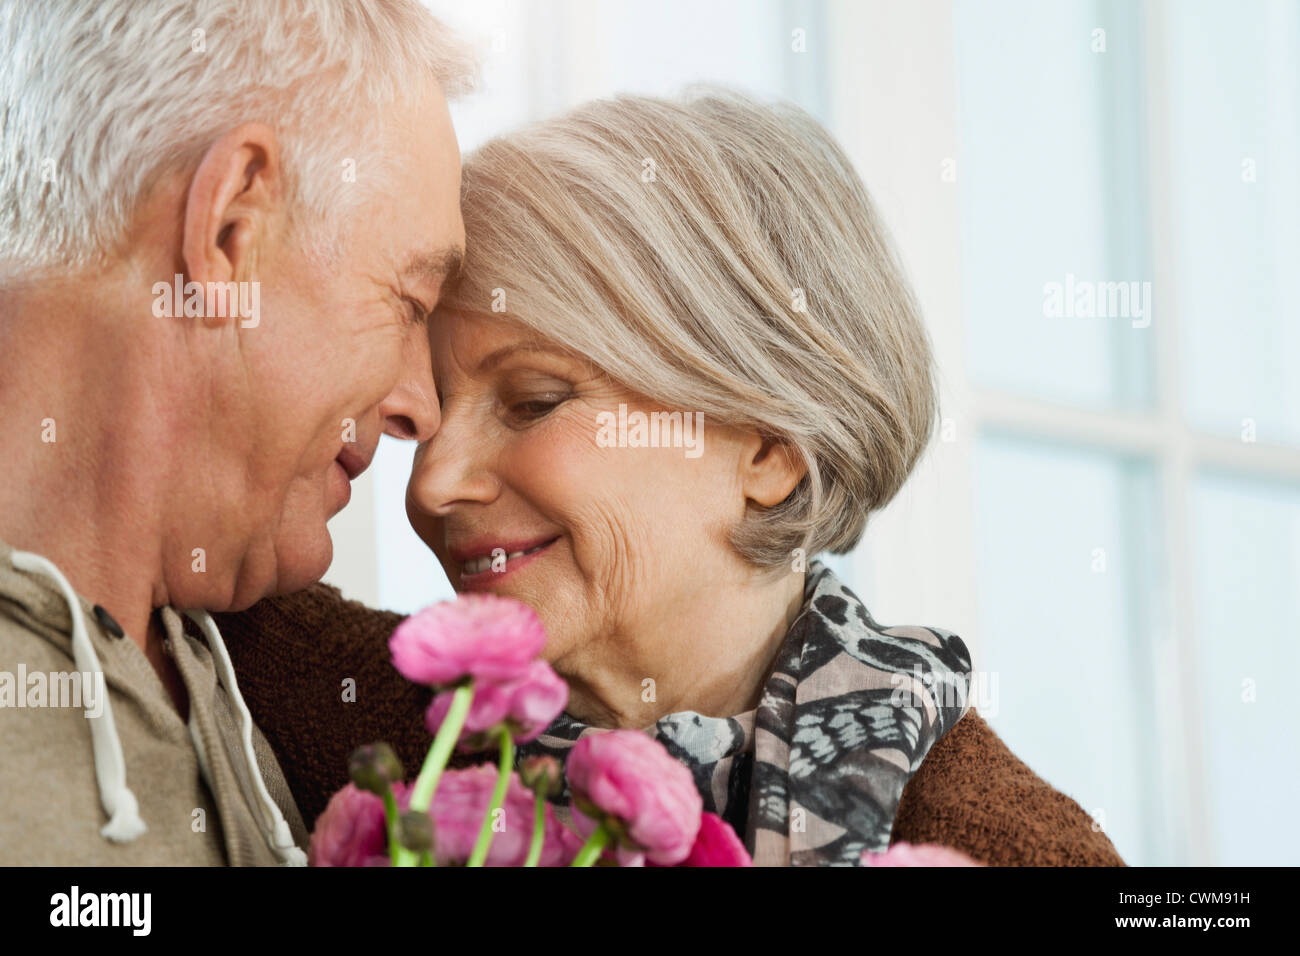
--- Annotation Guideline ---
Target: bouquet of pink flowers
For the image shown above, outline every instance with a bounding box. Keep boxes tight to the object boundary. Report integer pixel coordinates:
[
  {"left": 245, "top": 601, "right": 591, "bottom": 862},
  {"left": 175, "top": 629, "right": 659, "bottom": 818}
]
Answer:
[{"left": 308, "top": 594, "right": 752, "bottom": 867}]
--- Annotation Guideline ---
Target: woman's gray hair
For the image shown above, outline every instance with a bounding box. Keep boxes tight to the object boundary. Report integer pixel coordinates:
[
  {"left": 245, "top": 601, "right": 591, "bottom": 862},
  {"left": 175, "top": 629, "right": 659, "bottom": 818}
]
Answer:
[
  {"left": 0, "top": 0, "right": 476, "bottom": 276},
  {"left": 443, "top": 88, "right": 938, "bottom": 570}
]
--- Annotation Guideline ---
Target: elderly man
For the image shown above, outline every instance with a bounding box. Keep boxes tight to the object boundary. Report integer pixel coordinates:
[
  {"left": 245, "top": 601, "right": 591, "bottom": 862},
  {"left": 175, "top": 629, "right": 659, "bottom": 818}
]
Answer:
[{"left": 0, "top": 0, "right": 473, "bottom": 864}]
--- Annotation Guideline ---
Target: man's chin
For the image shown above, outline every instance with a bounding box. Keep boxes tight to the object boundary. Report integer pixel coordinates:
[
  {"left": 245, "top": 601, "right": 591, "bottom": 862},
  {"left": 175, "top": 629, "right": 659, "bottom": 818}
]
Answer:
[
  {"left": 235, "top": 523, "right": 335, "bottom": 607},
  {"left": 272, "top": 535, "right": 334, "bottom": 597}
]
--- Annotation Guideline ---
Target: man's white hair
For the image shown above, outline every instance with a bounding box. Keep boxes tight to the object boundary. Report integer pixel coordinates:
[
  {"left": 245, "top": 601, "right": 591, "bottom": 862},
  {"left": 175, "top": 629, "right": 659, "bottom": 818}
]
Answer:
[{"left": 0, "top": 0, "right": 475, "bottom": 277}]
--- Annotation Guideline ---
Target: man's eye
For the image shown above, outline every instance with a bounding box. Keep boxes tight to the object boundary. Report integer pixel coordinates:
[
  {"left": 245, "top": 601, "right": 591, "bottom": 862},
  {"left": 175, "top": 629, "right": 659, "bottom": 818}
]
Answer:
[{"left": 403, "top": 297, "right": 428, "bottom": 326}]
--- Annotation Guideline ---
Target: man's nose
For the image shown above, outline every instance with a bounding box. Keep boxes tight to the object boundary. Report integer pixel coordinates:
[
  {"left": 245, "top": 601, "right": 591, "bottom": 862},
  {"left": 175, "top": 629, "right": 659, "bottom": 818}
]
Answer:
[{"left": 380, "top": 328, "right": 440, "bottom": 442}]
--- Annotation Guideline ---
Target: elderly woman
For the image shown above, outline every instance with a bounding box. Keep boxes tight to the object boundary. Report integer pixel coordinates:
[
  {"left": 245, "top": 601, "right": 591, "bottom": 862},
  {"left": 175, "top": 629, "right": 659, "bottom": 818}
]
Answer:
[{"left": 218, "top": 90, "right": 1123, "bottom": 867}]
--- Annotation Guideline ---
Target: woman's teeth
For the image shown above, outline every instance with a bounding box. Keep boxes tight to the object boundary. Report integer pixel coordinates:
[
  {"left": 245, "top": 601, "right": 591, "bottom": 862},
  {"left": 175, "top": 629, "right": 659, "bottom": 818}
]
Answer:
[{"left": 461, "top": 541, "right": 549, "bottom": 575}]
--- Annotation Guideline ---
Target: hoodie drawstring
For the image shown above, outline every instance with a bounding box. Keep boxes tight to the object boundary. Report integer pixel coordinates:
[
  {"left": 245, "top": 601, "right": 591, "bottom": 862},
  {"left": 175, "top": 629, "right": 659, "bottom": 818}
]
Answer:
[
  {"left": 8, "top": 550, "right": 306, "bottom": 866},
  {"left": 185, "top": 609, "right": 308, "bottom": 867},
  {"left": 8, "top": 550, "right": 147, "bottom": 843}
]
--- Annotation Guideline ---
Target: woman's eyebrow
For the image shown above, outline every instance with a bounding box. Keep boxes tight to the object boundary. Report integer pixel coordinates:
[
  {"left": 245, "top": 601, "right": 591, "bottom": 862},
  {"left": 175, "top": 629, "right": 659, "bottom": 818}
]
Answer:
[{"left": 474, "top": 342, "right": 572, "bottom": 374}]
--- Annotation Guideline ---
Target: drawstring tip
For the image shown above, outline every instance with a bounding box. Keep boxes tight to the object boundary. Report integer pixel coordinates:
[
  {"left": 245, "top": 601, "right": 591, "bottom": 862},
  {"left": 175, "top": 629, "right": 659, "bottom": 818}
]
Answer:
[
  {"left": 100, "top": 788, "right": 147, "bottom": 843},
  {"left": 282, "top": 846, "right": 308, "bottom": 867},
  {"left": 273, "top": 819, "right": 308, "bottom": 866},
  {"left": 101, "top": 811, "right": 147, "bottom": 843}
]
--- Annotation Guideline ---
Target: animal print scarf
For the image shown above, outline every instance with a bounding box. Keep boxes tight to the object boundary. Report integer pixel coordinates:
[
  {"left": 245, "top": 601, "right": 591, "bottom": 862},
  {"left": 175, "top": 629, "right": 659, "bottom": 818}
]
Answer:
[{"left": 515, "top": 558, "right": 974, "bottom": 866}]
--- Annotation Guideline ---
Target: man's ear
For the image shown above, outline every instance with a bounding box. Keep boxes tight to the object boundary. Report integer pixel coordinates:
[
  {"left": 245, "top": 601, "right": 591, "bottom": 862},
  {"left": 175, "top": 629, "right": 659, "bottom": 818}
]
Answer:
[
  {"left": 740, "top": 431, "right": 808, "bottom": 508},
  {"left": 180, "top": 122, "right": 281, "bottom": 325}
]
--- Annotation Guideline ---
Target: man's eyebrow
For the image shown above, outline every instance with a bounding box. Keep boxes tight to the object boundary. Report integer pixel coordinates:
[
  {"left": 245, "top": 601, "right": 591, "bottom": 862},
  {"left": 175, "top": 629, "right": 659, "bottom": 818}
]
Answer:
[{"left": 402, "top": 246, "right": 465, "bottom": 291}]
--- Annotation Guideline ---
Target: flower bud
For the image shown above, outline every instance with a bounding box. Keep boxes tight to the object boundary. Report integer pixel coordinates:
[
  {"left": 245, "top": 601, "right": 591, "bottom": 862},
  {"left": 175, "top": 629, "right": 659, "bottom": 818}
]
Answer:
[
  {"left": 396, "top": 810, "right": 433, "bottom": 854},
  {"left": 518, "top": 755, "right": 563, "bottom": 797},
  {"left": 348, "top": 743, "right": 404, "bottom": 796}
]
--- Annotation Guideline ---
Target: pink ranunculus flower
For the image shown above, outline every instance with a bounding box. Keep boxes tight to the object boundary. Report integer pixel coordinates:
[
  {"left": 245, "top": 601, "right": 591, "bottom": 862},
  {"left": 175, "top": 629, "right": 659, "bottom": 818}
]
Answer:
[
  {"left": 427, "top": 765, "right": 583, "bottom": 866},
  {"left": 309, "top": 783, "right": 391, "bottom": 867},
  {"left": 649, "top": 811, "right": 754, "bottom": 867},
  {"left": 860, "top": 841, "right": 983, "bottom": 867},
  {"left": 310, "top": 773, "right": 583, "bottom": 867},
  {"left": 389, "top": 594, "right": 547, "bottom": 688},
  {"left": 425, "top": 659, "right": 568, "bottom": 749},
  {"left": 566, "top": 730, "right": 703, "bottom": 867}
]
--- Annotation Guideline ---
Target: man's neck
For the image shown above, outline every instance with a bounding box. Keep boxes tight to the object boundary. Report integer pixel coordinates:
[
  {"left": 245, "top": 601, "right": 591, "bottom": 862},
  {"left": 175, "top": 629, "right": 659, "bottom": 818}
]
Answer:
[
  {"left": 144, "top": 610, "right": 190, "bottom": 720},
  {"left": 0, "top": 283, "right": 171, "bottom": 656}
]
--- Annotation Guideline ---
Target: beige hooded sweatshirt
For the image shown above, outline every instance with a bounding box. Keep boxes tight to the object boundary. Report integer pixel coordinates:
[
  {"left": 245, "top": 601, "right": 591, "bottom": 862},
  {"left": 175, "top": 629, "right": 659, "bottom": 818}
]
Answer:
[{"left": 0, "top": 538, "right": 308, "bottom": 865}]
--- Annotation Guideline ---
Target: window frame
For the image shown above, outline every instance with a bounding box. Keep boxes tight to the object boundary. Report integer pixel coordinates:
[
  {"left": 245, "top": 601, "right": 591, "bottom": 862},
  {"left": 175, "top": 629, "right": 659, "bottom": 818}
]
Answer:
[{"left": 832, "top": 0, "right": 1300, "bottom": 866}]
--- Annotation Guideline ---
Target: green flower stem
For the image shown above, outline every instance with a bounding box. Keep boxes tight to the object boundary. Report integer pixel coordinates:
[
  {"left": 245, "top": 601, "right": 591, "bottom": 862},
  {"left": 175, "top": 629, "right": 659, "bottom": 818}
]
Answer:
[
  {"left": 524, "top": 787, "right": 547, "bottom": 867},
  {"left": 569, "top": 821, "right": 612, "bottom": 867},
  {"left": 395, "top": 681, "right": 475, "bottom": 868},
  {"left": 466, "top": 727, "right": 513, "bottom": 867},
  {"left": 409, "top": 683, "right": 475, "bottom": 810},
  {"left": 381, "top": 788, "right": 400, "bottom": 866}
]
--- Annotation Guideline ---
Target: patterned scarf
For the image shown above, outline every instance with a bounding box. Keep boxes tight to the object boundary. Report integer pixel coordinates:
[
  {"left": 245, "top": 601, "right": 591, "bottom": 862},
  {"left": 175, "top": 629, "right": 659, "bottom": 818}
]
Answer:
[{"left": 516, "top": 558, "right": 974, "bottom": 866}]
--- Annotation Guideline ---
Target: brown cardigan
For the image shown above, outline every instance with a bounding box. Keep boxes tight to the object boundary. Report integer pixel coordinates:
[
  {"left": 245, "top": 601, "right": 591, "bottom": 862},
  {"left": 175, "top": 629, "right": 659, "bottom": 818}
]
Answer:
[{"left": 213, "top": 583, "right": 1125, "bottom": 867}]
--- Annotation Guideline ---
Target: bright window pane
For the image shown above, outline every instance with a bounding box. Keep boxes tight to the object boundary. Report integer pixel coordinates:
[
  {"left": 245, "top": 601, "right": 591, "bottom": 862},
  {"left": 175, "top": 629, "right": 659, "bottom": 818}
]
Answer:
[
  {"left": 373, "top": 437, "right": 454, "bottom": 613},
  {"left": 1167, "top": 0, "right": 1300, "bottom": 447},
  {"left": 432, "top": 0, "right": 828, "bottom": 152},
  {"left": 1190, "top": 472, "right": 1300, "bottom": 865},
  {"left": 973, "top": 432, "right": 1158, "bottom": 864},
  {"left": 596, "top": 0, "right": 823, "bottom": 107},
  {"left": 954, "top": 0, "right": 1152, "bottom": 409}
]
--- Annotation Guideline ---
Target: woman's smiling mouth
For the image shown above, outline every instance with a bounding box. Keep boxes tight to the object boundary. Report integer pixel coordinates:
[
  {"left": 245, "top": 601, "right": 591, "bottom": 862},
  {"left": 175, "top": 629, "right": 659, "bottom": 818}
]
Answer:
[{"left": 452, "top": 535, "right": 561, "bottom": 589}]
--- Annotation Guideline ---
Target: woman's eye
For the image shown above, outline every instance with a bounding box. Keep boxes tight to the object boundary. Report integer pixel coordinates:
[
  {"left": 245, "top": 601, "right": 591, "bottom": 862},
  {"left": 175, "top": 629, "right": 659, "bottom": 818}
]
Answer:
[
  {"left": 505, "top": 395, "right": 566, "bottom": 423},
  {"left": 513, "top": 399, "right": 560, "bottom": 417}
]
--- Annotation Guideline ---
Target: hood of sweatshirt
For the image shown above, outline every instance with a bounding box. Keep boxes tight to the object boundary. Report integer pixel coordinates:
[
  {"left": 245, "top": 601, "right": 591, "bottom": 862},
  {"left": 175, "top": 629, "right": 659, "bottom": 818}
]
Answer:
[{"left": 0, "top": 537, "right": 306, "bottom": 865}]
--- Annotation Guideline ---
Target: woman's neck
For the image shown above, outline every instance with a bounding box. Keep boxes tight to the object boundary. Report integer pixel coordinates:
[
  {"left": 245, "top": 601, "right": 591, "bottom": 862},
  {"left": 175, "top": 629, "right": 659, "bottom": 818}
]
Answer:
[{"left": 558, "top": 566, "right": 807, "bottom": 729}]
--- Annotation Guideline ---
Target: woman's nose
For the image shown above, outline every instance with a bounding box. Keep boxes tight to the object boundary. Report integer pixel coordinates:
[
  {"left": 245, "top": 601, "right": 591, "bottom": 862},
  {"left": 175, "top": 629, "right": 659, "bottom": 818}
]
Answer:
[{"left": 407, "top": 413, "right": 502, "bottom": 518}]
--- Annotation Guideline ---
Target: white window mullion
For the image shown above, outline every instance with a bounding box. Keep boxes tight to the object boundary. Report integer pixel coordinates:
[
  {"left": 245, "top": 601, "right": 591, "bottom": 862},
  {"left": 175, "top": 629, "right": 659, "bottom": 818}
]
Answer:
[
  {"left": 1144, "top": 0, "right": 1206, "bottom": 866},
  {"left": 1188, "top": 435, "right": 1300, "bottom": 481},
  {"left": 973, "top": 391, "right": 1166, "bottom": 454},
  {"left": 974, "top": 392, "right": 1300, "bottom": 480}
]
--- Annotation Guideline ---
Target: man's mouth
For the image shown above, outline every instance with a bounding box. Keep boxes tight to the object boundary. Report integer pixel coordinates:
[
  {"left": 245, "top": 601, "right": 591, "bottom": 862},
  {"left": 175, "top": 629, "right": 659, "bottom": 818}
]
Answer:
[{"left": 335, "top": 445, "right": 372, "bottom": 481}]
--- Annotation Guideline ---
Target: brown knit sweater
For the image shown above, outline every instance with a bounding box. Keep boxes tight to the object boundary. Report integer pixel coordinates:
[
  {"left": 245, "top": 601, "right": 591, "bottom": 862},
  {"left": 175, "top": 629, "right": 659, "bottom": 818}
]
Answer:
[{"left": 213, "top": 583, "right": 1125, "bottom": 867}]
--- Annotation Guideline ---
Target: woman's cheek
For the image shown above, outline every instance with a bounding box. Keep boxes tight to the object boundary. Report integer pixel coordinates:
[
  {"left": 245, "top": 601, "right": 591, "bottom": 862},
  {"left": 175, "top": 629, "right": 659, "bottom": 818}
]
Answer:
[{"left": 506, "top": 401, "right": 615, "bottom": 493}]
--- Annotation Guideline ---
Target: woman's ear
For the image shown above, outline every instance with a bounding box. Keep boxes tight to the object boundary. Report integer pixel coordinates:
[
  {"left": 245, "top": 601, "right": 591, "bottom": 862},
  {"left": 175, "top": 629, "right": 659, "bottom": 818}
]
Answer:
[
  {"left": 179, "top": 122, "right": 282, "bottom": 326},
  {"left": 739, "top": 431, "right": 808, "bottom": 508}
]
